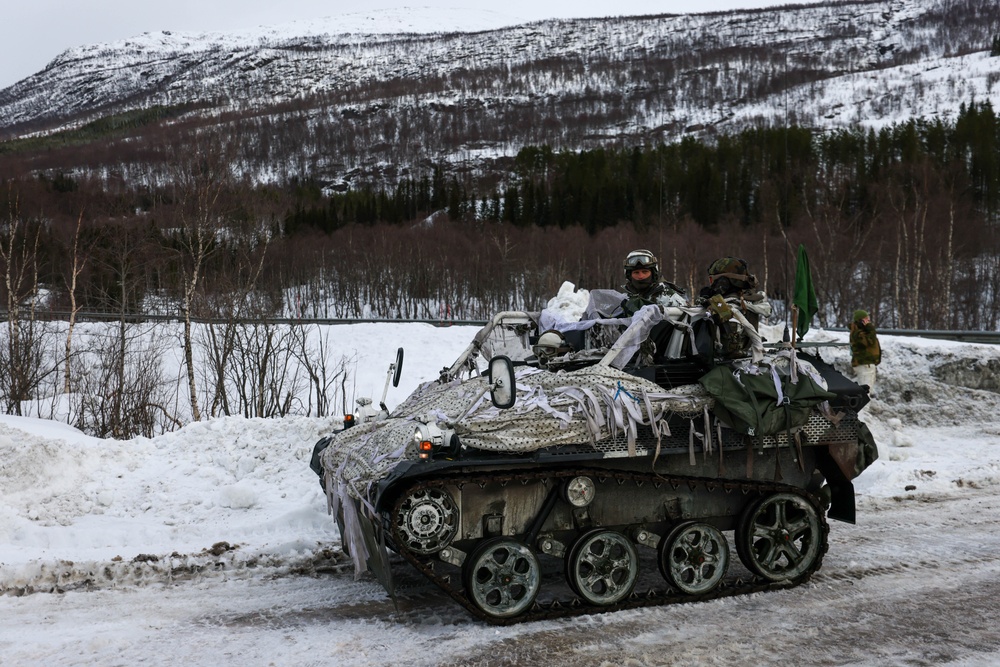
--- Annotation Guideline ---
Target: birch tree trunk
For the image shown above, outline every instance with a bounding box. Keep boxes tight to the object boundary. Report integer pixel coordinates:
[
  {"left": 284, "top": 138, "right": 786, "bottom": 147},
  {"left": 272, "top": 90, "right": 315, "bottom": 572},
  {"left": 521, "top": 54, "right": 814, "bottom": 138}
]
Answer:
[
  {"left": 169, "top": 139, "right": 232, "bottom": 423},
  {"left": 183, "top": 255, "right": 204, "bottom": 423},
  {"left": 940, "top": 194, "right": 955, "bottom": 329},
  {"left": 909, "top": 185, "right": 928, "bottom": 330},
  {"left": 0, "top": 196, "right": 42, "bottom": 415},
  {"left": 64, "top": 214, "right": 87, "bottom": 394}
]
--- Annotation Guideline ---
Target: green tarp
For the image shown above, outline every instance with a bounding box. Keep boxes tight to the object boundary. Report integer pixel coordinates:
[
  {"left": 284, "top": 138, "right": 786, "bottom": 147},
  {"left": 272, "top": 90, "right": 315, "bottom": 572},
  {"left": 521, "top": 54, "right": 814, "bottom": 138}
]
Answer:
[{"left": 699, "top": 365, "right": 835, "bottom": 437}]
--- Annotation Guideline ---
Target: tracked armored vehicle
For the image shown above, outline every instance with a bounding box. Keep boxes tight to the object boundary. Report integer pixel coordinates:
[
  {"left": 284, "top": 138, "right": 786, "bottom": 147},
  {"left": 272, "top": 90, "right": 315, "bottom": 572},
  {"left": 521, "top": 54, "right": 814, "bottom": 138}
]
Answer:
[{"left": 311, "top": 298, "right": 878, "bottom": 623}]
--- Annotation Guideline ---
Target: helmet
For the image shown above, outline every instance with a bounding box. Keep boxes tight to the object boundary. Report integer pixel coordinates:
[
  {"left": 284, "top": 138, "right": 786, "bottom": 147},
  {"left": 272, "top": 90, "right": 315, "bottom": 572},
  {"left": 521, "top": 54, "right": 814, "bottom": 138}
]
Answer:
[
  {"left": 623, "top": 249, "right": 659, "bottom": 282},
  {"left": 532, "top": 330, "right": 572, "bottom": 361},
  {"left": 707, "top": 256, "right": 748, "bottom": 277},
  {"left": 706, "top": 257, "right": 756, "bottom": 293}
]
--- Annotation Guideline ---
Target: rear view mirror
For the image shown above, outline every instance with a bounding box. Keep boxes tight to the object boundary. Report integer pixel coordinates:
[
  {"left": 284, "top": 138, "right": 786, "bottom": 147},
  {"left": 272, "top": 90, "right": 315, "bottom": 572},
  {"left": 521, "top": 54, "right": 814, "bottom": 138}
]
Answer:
[
  {"left": 392, "top": 347, "right": 404, "bottom": 387},
  {"left": 381, "top": 347, "right": 406, "bottom": 412},
  {"left": 488, "top": 355, "right": 516, "bottom": 409}
]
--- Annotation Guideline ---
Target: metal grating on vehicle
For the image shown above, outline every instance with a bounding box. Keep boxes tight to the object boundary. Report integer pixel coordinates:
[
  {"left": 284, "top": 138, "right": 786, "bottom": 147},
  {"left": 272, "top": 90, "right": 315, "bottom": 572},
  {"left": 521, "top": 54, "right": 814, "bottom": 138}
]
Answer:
[
  {"left": 546, "top": 419, "right": 747, "bottom": 457},
  {"left": 755, "top": 412, "right": 859, "bottom": 448}
]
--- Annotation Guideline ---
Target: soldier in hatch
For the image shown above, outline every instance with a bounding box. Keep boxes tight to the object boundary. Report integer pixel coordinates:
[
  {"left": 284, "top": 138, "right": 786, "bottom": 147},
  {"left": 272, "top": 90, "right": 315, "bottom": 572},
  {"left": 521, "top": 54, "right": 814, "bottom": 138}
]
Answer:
[
  {"left": 697, "top": 257, "right": 772, "bottom": 359},
  {"left": 620, "top": 249, "right": 687, "bottom": 317}
]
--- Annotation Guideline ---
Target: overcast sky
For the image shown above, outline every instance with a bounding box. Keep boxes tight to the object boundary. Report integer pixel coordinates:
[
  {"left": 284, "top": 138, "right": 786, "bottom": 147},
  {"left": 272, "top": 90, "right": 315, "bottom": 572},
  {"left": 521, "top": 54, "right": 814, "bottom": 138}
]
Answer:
[{"left": 0, "top": 1, "right": 821, "bottom": 90}]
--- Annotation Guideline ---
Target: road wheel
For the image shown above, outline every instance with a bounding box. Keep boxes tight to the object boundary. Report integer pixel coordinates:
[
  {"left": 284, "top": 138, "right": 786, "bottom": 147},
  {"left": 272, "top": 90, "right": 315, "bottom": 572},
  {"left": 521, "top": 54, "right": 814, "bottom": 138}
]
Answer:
[
  {"left": 659, "top": 521, "right": 729, "bottom": 595},
  {"left": 566, "top": 529, "right": 639, "bottom": 605},
  {"left": 737, "top": 492, "right": 823, "bottom": 581},
  {"left": 464, "top": 538, "right": 541, "bottom": 619}
]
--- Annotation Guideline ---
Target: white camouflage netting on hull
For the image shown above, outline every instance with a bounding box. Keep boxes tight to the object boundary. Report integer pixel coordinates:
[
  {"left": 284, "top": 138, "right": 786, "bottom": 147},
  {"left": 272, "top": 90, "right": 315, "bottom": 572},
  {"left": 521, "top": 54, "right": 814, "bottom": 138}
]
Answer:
[{"left": 321, "top": 364, "right": 712, "bottom": 506}]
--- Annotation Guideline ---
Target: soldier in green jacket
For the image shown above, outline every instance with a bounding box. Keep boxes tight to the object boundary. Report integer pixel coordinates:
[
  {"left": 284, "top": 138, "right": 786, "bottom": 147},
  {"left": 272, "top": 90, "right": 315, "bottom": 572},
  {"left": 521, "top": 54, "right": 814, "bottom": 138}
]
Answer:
[{"left": 849, "top": 309, "right": 881, "bottom": 392}]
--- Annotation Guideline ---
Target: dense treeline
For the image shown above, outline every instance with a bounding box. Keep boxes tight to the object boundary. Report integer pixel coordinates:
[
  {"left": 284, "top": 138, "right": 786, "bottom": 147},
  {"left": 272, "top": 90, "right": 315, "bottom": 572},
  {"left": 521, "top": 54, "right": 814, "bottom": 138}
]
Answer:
[
  {"left": 276, "top": 103, "right": 1000, "bottom": 333},
  {"left": 285, "top": 102, "right": 1000, "bottom": 232}
]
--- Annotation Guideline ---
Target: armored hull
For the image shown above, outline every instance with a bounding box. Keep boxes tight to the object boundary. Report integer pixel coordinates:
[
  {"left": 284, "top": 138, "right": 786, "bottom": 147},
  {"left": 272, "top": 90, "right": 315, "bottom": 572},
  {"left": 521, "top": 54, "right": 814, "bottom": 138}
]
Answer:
[{"left": 313, "top": 308, "right": 877, "bottom": 622}]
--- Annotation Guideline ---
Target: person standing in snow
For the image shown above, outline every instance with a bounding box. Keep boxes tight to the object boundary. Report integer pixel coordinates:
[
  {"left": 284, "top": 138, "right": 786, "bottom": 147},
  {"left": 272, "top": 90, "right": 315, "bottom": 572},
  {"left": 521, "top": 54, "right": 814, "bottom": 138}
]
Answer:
[
  {"left": 619, "top": 249, "right": 687, "bottom": 316},
  {"left": 696, "top": 256, "right": 772, "bottom": 359},
  {"left": 849, "top": 309, "right": 881, "bottom": 391}
]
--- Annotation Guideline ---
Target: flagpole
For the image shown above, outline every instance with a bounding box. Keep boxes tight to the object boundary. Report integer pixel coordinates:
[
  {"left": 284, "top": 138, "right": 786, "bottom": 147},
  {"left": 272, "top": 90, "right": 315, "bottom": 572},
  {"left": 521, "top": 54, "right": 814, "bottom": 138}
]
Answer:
[{"left": 790, "top": 304, "right": 800, "bottom": 383}]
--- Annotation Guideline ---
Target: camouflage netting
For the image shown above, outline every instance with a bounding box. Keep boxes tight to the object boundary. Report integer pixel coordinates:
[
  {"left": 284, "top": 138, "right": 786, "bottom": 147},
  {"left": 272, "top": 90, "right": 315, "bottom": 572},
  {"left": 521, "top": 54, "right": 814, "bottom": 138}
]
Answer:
[
  {"left": 321, "top": 364, "right": 712, "bottom": 505},
  {"left": 319, "top": 348, "right": 839, "bottom": 575}
]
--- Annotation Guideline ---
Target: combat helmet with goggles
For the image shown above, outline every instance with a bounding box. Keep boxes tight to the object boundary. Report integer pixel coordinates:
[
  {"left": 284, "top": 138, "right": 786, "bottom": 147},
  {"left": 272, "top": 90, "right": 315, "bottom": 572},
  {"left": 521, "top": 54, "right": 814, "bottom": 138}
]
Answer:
[{"left": 623, "top": 249, "right": 660, "bottom": 282}]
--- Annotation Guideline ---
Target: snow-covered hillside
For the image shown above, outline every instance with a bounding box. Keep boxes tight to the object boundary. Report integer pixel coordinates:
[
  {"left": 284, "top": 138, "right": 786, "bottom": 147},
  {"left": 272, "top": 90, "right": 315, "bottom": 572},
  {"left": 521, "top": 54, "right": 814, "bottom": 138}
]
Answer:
[
  {"left": 3, "top": 320, "right": 1000, "bottom": 665},
  {"left": 3, "top": 0, "right": 999, "bottom": 155}
]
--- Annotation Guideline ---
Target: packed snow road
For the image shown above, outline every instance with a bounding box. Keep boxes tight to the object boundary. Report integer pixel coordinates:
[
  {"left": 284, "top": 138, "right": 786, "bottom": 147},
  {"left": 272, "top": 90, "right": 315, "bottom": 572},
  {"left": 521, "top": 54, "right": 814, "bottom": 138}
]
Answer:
[{"left": 4, "top": 487, "right": 1000, "bottom": 667}]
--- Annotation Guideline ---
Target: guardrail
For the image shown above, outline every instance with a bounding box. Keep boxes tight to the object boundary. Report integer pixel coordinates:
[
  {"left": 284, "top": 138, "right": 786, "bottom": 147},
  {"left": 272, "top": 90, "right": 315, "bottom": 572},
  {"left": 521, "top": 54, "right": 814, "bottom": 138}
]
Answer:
[
  {"left": 823, "top": 327, "right": 1000, "bottom": 345},
  {"left": 0, "top": 310, "right": 489, "bottom": 327},
  {"left": 3, "top": 311, "right": 999, "bottom": 344}
]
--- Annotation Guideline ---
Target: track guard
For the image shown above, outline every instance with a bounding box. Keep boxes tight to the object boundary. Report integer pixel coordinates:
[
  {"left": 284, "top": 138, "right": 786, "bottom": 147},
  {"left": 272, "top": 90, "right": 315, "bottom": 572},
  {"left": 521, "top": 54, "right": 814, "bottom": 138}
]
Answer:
[{"left": 358, "top": 511, "right": 397, "bottom": 606}]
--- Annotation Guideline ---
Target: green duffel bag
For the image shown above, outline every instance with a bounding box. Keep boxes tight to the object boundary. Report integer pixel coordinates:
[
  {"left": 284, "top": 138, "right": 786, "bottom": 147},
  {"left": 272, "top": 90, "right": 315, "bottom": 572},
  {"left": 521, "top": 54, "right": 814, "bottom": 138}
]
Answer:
[{"left": 699, "top": 365, "right": 835, "bottom": 438}]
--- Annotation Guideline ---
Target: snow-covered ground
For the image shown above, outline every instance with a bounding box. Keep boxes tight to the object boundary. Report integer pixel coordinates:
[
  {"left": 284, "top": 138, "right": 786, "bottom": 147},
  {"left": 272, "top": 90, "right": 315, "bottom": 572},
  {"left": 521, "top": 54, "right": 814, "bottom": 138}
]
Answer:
[{"left": 3, "top": 317, "right": 1000, "bottom": 665}]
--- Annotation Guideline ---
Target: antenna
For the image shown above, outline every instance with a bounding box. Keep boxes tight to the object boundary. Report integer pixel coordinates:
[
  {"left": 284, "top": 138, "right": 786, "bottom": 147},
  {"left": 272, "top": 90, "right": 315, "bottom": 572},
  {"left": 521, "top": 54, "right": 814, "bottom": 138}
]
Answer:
[{"left": 781, "top": 48, "right": 792, "bottom": 341}]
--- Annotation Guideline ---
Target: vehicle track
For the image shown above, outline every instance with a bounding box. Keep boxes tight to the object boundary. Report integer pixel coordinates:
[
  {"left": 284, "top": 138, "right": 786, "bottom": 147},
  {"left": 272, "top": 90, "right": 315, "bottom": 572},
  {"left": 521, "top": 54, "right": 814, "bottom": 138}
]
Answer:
[
  {"left": 426, "top": 489, "right": 1000, "bottom": 666},
  {"left": 386, "top": 468, "right": 829, "bottom": 624}
]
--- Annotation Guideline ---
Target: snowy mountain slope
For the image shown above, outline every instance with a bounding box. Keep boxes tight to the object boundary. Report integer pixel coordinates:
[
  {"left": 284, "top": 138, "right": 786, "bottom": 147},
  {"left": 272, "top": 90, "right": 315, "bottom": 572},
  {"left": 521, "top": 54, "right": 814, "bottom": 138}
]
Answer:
[
  {"left": 733, "top": 50, "right": 1000, "bottom": 131},
  {"left": 2, "top": 0, "right": 999, "bottom": 144}
]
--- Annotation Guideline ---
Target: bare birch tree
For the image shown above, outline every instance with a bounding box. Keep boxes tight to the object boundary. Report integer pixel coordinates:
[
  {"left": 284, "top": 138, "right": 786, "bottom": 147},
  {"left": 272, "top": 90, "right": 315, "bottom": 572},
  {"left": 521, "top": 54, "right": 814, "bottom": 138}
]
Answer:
[
  {"left": 72, "top": 222, "right": 176, "bottom": 437},
  {"left": 800, "top": 177, "right": 878, "bottom": 326},
  {"left": 291, "top": 324, "right": 351, "bottom": 418},
  {"left": 199, "top": 225, "right": 272, "bottom": 418},
  {"left": 63, "top": 213, "right": 89, "bottom": 393},
  {"left": 164, "top": 136, "right": 238, "bottom": 422},
  {"left": 0, "top": 192, "right": 48, "bottom": 414}
]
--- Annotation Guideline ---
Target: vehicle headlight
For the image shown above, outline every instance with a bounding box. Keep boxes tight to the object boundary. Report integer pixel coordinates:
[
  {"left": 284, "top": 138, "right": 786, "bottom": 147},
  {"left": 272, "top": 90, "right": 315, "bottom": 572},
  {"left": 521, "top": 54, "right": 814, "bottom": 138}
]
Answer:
[
  {"left": 413, "top": 424, "right": 433, "bottom": 459},
  {"left": 412, "top": 420, "right": 455, "bottom": 461}
]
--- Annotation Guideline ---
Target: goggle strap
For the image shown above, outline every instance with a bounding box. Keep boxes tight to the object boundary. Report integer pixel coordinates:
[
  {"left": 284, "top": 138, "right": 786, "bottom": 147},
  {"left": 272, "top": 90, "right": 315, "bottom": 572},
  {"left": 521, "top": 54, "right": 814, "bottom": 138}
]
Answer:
[{"left": 625, "top": 255, "right": 655, "bottom": 267}]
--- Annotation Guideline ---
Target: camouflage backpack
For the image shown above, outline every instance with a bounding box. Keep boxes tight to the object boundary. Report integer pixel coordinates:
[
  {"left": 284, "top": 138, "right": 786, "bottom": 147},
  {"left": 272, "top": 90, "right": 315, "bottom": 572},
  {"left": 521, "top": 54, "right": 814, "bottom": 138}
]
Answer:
[{"left": 705, "top": 294, "right": 759, "bottom": 359}]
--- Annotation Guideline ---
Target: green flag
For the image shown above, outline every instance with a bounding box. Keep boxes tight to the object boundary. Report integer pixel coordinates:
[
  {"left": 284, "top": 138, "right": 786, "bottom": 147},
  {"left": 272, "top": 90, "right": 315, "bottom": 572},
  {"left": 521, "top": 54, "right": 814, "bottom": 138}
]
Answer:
[{"left": 794, "top": 243, "right": 818, "bottom": 339}]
